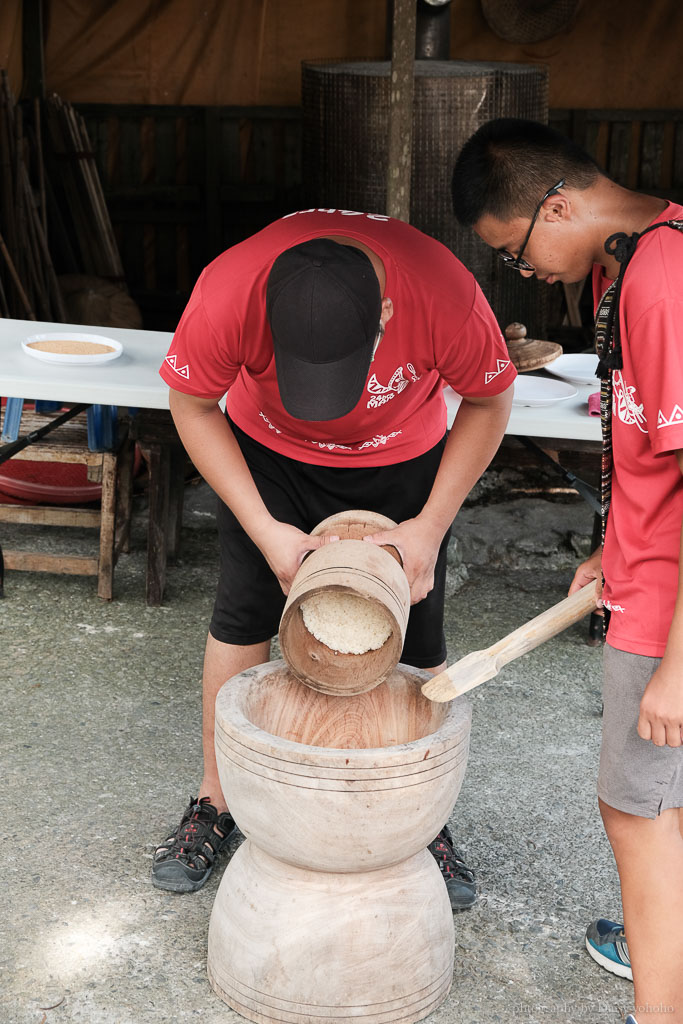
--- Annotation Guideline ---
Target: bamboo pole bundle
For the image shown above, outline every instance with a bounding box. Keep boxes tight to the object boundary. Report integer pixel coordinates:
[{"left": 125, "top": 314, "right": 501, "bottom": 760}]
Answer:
[
  {"left": 0, "top": 71, "right": 127, "bottom": 322},
  {"left": 44, "top": 94, "right": 124, "bottom": 281},
  {"left": 0, "top": 72, "right": 38, "bottom": 319}
]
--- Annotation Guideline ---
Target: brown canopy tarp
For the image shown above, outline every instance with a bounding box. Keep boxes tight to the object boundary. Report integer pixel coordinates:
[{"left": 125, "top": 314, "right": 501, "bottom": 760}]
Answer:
[{"left": 3, "top": 0, "right": 683, "bottom": 109}]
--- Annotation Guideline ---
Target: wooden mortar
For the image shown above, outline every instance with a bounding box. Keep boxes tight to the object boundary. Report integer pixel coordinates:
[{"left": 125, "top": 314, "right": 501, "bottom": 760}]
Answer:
[{"left": 208, "top": 660, "right": 471, "bottom": 1023}]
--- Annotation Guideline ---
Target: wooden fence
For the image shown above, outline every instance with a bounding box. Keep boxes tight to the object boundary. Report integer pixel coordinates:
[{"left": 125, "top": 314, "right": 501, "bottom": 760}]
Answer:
[
  {"left": 550, "top": 109, "right": 683, "bottom": 202},
  {"left": 78, "top": 104, "right": 302, "bottom": 330},
  {"left": 74, "top": 104, "right": 683, "bottom": 331}
]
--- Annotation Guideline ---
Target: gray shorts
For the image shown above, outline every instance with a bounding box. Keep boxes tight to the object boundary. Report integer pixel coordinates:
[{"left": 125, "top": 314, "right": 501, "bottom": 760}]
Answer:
[{"left": 598, "top": 644, "right": 683, "bottom": 818}]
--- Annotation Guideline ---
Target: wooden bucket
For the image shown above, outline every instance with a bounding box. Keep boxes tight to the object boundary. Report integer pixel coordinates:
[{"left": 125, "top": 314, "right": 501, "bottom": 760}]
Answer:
[
  {"left": 208, "top": 660, "right": 471, "bottom": 1024},
  {"left": 278, "top": 510, "right": 410, "bottom": 696}
]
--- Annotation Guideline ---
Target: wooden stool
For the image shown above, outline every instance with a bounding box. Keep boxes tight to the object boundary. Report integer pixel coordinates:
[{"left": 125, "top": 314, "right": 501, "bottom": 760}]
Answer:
[{"left": 0, "top": 406, "right": 134, "bottom": 600}]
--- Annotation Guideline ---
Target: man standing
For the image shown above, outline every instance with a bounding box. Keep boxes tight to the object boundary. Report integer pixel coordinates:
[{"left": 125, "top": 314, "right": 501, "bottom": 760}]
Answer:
[
  {"left": 151, "top": 208, "right": 515, "bottom": 910},
  {"left": 452, "top": 118, "right": 683, "bottom": 1024}
]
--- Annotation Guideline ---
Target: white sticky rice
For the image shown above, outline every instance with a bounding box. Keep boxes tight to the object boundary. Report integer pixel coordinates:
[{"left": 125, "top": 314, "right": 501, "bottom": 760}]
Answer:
[{"left": 300, "top": 592, "right": 392, "bottom": 654}]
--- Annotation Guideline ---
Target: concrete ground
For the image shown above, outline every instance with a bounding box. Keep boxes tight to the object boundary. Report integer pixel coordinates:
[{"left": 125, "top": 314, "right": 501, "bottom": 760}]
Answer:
[{"left": 1, "top": 471, "right": 635, "bottom": 1024}]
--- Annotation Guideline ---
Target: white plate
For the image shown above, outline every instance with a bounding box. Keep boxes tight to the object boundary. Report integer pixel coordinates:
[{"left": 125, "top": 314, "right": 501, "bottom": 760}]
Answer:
[
  {"left": 545, "top": 353, "right": 599, "bottom": 387},
  {"left": 512, "top": 375, "right": 578, "bottom": 407},
  {"left": 22, "top": 332, "right": 123, "bottom": 365}
]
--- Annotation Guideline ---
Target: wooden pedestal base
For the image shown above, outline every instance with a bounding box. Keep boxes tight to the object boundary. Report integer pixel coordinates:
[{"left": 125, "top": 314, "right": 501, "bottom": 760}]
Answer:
[{"left": 208, "top": 841, "right": 454, "bottom": 1024}]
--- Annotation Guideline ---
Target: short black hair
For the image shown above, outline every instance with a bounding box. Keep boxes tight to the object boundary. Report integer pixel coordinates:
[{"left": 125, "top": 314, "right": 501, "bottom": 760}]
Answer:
[{"left": 451, "top": 117, "right": 602, "bottom": 226}]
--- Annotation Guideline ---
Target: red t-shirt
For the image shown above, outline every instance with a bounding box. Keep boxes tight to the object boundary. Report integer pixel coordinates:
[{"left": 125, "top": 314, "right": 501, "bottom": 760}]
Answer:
[
  {"left": 160, "top": 209, "right": 516, "bottom": 467},
  {"left": 595, "top": 202, "right": 683, "bottom": 656}
]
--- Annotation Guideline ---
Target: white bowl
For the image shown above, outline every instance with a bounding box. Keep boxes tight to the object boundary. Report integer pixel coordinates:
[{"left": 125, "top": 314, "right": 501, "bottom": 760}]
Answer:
[
  {"left": 512, "top": 375, "right": 578, "bottom": 407},
  {"left": 545, "top": 353, "right": 600, "bottom": 387},
  {"left": 22, "top": 332, "right": 123, "bottom": 365}
]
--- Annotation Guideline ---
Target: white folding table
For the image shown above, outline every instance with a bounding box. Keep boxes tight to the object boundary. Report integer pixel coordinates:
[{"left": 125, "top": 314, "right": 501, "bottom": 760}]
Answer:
[{"left": 0, "top": 318, "right": 602, "bottom": 600}]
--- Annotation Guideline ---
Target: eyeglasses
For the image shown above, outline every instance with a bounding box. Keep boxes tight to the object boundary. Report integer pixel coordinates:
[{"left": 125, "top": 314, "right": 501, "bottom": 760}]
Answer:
[{"left": 497, "top": 178, "right": 565, "bottom": 272}]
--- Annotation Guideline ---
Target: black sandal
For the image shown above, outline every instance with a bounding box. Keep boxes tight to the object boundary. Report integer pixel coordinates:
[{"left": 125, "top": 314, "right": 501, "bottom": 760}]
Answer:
[
  {"left": 151, "top": 796, "right": 236, "bottom": 893},
  {"left": 428, "top": 824, "right": 477, "bottom": 910}
]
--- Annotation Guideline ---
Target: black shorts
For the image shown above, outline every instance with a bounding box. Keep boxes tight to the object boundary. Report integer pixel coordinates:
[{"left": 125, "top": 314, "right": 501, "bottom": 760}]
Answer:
[{"left": 209, "top": 418, "right": 450, "bottom": 668}]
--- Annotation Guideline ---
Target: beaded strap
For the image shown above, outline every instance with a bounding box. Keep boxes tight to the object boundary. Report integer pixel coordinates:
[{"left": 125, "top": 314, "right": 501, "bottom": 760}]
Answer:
[{"left": 593, "top": 219, "right": 683, "bottom": 635}]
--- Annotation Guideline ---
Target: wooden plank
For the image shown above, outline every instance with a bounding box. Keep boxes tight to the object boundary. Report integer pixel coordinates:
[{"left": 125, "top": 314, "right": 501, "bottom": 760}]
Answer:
[
  {"left": 77, "top": 103, "right": 301, "bottom": 120},
  {"left": 3, "top": 550, "right": 99, "bottom": 575},
  {"left": 204, "top": 108, "right": 222, "bottom": 260},
  {"left": 185, "top": 109, "right": 205, "bottom": 185},
  {"left": 583, "top": 119, "right": 602, "bottom": 168},
  {"left": 129, "top": 409, "right": 180, "bottom": 444},
  {"left": 607, "top": 119, "right": 632, "bottom": 186},
  {"left": 176, "top": 224, "right": 190, "bottom": 294},
  {"left": 106, "top": 115, "right": 120, "bottom": 187},
  {"left": 558, "top": 108, "right": 681, "bottom": 124},
  {"left": 140, "top": 115, "right": 156, "bottom": 185},
  {"left": 153, "top": 114, "right": 175, "bottom": 186},
  {"left": 10, "top": 447, "right": 102, "bottom": 465},
  {"left": 115, "top": 436, "right": 136, "bottom": 555},
  {"left": 97, "top": 451, "right": 117, "bottom": 599},
  {"left": 674, "top": 122, "right": 683, "bottom": 191},
  {"left": 627, "top": 121, "right": 643, "bottom": 190},
  {"left": 119, "top": 115, "right": 141, "bottom": 188},
  {"left": 156, "top": 222, "right": 178, "bottom": 292},
  {"left": 141, "top": 442, "right": 169, "bottom": 605},
  {"left": 175, "top": 114, "right": 188, "bottom": 186},
  {"left": 283, "top": 119, "right": 302, "bottom": 192},
  {"left": 220, "top": 116, "right": 242, "bottom": 183},
  {"left": 105, "top": 182, "right": 201, "bottom": 203},
  {"left": 660, "top": 120, "right": 675, "bottom": 191},
  {"left": 640, "top": 121, "right": 664, "bottom": 191},
  {"left": 21, "top": 0, "right": 46, "bottom": 100},
  {"left": 166, "top": 444, "right": 187, "bottom": 563},
  {"left": 143, "top": 222, "right": 156, "bottom": 290},
  {"left": 0, "top": 504, "right": 100, "bottom": 526},
  {"left": 121, "top": 219, "right": 145, "bottom": 295},
  {"left": 251, "top": 119, "right": 275, "bottom": 186}
]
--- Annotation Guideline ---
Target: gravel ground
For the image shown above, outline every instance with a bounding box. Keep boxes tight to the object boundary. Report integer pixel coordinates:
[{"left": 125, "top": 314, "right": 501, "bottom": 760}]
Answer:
[{"left": 1, "top": 476, "right": 633, "bottom": 1024}]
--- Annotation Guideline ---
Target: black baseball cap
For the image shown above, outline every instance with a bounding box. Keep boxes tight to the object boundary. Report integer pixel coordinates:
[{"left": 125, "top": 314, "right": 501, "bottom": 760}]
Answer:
[{"left": 266, "top": 238, "right": 382, "bottom": 421}]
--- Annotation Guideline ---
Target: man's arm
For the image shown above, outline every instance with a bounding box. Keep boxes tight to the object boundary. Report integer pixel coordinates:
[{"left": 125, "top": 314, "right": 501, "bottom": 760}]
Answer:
[
  {"left": 636, "top": 449, "right": 683, "bottom": 747},
  {"left": 168, "top": 389, "right": 336, "bottom": 593},
  {"left": 366, "top": 384, "right": 513, "bottom": 603}
]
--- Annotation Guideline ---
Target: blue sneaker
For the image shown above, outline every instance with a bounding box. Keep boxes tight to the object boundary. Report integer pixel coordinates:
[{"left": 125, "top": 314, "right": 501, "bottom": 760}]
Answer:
[
  {"left": 625, "top": 1016, "right": 638, "bottom": 1024},
  {"left": 585, "top": 918, "right": 632, "bottom": 980}
]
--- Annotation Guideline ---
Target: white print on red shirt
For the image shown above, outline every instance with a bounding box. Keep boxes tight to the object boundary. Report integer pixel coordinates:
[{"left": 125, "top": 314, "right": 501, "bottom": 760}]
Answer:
[
  {"left": 613, "top": 371, "right": 647, "bottom": 432},
  {"left": 259, "top": 411, "right": 282, "bottom": 434},
  {"left": 366, "top": 367, "right": 411, "bottom": 409},
  {"left": 282, "top": 209, "right": 390, "bottom": 222},
  {"left": 602, "top": 599, "right": 626, "bottom": 614},
  {"left": 484, "top": 359, "right": 511, "bottom": 385},
  {"left": 307, "top": 440, "right": 354, "bottom": 451},
  {"left": 306, "top": 431, "right": 402, "bottom": 452},
  {"left": 165, "top": 353, "right": 190, "bottom": 380},
  {"left": 657, "top": 403, "right": 683, "bottom": 429}
]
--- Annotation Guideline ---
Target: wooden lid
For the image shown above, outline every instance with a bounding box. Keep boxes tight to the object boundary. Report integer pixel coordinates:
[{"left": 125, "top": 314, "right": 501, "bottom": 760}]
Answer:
[{"left": 504, "top": 323, "right": 563, "bottom": 372}]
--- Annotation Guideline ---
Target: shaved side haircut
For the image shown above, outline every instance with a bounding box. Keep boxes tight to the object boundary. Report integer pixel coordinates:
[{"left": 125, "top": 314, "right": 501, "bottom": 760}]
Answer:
[{"left": 451, "top": 118, "right": 602, "bottom": 226}]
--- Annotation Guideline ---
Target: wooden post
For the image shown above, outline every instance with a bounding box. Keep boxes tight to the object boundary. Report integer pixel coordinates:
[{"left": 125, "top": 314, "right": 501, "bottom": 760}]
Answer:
[
  {"left": 21, "top": 0, "right": 46, "bottom": 101},
  {"left": 386, "top": 0, "right": 416, "bottom": 222}
]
